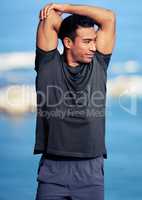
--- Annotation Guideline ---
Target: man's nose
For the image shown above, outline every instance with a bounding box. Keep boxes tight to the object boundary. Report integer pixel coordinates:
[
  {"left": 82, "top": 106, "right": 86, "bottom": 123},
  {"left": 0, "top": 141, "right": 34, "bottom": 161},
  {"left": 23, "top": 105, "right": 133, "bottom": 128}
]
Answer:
[{"left": 89, "top": 42, "right": 96, "bottom": 52}]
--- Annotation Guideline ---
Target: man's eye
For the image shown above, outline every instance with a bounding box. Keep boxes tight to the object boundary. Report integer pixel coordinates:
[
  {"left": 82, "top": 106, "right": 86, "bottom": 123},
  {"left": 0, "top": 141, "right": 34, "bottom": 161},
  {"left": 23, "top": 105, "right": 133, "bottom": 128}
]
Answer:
[{"left": 84, "top": 40, "right": 90, "bottom": 43}]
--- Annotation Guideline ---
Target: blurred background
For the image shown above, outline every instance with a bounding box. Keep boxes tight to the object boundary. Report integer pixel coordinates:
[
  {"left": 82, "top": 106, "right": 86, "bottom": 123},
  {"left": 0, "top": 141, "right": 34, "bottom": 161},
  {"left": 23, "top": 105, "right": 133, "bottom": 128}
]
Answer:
[{"left": 0, "top": 0, "right": 142, "bottom": 199}]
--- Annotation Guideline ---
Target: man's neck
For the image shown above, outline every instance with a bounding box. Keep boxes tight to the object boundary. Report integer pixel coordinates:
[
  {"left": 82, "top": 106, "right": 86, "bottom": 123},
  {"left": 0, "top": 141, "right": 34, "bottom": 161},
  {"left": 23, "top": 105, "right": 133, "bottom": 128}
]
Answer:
[{"left": 63, "top": 51, "right": 80, "bottom": 68}]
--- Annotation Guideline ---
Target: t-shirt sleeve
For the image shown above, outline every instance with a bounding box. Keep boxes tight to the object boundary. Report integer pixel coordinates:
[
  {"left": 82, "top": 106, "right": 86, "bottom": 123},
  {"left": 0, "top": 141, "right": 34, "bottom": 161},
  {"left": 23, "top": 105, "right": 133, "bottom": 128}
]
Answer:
[
  {"left": 95, "top": 50, "right": 112, "bottom": 71},
  {"left": 34, "top": 46, "right": 59, "bottom": 73}
]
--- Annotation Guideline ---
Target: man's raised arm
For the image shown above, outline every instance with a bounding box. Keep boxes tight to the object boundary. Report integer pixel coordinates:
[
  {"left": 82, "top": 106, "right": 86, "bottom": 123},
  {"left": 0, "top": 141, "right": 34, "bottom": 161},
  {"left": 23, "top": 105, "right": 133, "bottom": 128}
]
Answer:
[
  {"left": 47, "top": 3, "right": 116, "bottom": 54},
  {"left": 36, "top": 5, "right": 62, "bottom": 51}
]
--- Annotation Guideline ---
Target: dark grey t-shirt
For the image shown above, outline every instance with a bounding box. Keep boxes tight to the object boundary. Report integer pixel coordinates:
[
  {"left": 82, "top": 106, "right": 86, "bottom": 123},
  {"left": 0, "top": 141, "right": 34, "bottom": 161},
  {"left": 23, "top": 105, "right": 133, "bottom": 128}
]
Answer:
[{"left": 34, "top": 47, "right": 111, "bottom": 159}]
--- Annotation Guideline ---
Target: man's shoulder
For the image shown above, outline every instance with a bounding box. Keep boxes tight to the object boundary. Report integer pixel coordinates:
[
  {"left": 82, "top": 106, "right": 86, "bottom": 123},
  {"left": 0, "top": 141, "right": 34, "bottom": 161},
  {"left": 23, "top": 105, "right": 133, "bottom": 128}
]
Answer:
[
  {"left": 93, "top": 50, "right": 112, "bottom": 70},
  {"left": 36, "top": 46, "right": 61, "bottom": 59},
  {"left": 35, "top": 46, "right": 62, "bottom": 73}
]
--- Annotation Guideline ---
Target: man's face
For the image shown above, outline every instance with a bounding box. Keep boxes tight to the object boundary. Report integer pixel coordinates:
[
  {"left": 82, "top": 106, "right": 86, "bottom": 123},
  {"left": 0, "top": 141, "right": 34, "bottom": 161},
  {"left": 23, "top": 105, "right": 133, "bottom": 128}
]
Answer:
[{"left": 70, "top": 27, "right": 97, "bottom": 64}]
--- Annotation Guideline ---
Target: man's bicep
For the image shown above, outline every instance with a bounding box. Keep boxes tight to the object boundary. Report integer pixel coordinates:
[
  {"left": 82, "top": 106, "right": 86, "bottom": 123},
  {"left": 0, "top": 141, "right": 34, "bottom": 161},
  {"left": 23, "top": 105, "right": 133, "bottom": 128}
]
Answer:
[
  {"left": 36, "top": 20, "right": 58, "bottom": 52},
  {"left": 96, "top": 16, "right": 116, "bottom": 54}
]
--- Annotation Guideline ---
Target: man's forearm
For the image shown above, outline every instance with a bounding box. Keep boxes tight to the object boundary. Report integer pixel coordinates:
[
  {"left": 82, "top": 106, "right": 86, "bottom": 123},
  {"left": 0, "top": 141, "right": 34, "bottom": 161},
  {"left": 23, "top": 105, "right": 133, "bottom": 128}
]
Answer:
[
  {"left": 63, "top": 4, "right": 115, "bottom": 28},
  {"left": 42, "top": 3, "right": 115, "bottom": 30}
]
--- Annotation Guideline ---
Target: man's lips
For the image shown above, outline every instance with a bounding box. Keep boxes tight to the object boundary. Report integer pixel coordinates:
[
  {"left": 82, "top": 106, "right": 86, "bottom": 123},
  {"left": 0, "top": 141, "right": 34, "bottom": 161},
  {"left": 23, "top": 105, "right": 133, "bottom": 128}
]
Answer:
[{"left": 86, "top": 54, "right": 94, "bottom": 58}]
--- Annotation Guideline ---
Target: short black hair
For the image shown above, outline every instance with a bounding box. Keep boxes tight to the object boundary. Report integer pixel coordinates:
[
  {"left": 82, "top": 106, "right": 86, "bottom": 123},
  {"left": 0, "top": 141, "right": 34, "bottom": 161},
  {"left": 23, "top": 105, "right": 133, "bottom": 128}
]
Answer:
[{"left": 58, "top": 14, "right": 96, "bottom": 43}]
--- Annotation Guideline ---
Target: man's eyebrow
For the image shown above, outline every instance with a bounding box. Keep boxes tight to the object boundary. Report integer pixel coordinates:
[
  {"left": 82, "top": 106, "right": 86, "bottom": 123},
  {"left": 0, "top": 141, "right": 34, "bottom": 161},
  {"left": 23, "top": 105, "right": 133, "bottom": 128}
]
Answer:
[
  {"left": 82, "top": 35, "right": 97, "bottom": 40},
  {"left": 82, "top": 37, "right": 97, "bottom": 41}
]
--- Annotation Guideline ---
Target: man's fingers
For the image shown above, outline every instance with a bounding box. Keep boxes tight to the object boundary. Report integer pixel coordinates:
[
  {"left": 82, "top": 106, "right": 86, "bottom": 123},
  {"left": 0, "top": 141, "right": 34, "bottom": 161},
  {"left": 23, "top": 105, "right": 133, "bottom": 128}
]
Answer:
[
  {"left": 39, "top": 4, "right": 50, "bottom": 20},
  {"left": 44, "top": 7, "right": 48, "bottom": 18},
  {"left": 47, "top": 6, "right": 54, "bottom": 16},
  {"left": 39, "top": 4, "right": 62, "bottom": 20}
]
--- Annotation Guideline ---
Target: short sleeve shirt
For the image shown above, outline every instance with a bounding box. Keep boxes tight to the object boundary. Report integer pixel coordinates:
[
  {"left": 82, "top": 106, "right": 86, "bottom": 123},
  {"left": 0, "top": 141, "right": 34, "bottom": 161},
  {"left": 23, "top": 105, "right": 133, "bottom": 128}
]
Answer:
[{"left": 34, "top": 46, "right": 111, "bottom": 159}]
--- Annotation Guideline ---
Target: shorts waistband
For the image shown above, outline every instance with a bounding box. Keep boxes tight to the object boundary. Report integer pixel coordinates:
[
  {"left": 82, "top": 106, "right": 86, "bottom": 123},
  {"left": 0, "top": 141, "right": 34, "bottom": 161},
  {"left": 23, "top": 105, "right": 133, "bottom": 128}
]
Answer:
[{"left": 42, "top": 153, "right": 101, "bottom": 161}]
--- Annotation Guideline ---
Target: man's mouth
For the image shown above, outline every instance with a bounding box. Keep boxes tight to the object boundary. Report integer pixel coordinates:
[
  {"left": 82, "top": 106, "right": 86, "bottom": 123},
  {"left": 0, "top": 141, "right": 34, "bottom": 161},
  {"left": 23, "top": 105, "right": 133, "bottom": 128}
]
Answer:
[{"left": 86, "top": 54, "right": 94, "bottom": 58}]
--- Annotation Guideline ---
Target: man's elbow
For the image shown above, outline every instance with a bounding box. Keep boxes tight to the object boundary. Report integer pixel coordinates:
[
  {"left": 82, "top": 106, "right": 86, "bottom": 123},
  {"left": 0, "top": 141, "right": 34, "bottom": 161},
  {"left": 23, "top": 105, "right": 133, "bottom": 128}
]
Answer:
[
  {"left": 108, "top": 10, "right": 116, "bottom": 23},
  {"left": 101, "top": 10, "right": 116, "bottom": 31}
]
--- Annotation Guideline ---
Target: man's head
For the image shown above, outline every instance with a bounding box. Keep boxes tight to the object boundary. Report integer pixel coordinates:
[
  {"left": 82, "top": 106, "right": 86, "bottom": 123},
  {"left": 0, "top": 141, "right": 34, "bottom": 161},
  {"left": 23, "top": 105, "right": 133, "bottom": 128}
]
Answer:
[{"left": 58, "top": 14, "right": 97, "bottom": 65}]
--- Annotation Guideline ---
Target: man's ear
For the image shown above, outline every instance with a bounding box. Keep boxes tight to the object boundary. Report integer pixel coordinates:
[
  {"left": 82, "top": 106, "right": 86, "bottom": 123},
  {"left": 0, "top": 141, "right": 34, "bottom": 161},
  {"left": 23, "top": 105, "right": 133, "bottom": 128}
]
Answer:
[{"left": 63, "top": 37, "right": 73, "bottom": 49}]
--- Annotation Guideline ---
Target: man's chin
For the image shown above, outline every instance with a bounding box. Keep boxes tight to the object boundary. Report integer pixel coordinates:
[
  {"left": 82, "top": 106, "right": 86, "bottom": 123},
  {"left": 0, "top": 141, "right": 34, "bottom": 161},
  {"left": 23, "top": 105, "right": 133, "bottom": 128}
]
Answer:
[
  {"left": 83, "top": 57, "right": 93, "bottom": 63},
  {"left": 78, "top": 57, "right": 93, "bottom": 65}
]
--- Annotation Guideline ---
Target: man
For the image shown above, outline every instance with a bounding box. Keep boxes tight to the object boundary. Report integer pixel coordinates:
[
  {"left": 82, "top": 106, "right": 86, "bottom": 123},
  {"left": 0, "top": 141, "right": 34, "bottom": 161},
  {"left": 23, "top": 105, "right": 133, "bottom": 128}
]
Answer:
[{"left": 34, "top": 3, "right": 116, "bottom": 200}]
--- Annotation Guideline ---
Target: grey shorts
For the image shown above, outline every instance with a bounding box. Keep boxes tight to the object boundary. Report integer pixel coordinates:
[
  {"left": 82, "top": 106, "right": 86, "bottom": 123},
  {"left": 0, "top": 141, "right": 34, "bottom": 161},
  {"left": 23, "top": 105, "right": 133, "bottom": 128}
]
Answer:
[{"left": 35, "top": 155, "right": 104, "bottom": 200}]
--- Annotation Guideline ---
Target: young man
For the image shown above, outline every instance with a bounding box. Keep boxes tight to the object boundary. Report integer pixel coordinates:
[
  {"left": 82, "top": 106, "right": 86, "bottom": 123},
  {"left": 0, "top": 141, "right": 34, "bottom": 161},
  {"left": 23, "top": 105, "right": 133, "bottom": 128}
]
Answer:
[{"left": 34, "top": 3, "right": 116, "bottom": 200}]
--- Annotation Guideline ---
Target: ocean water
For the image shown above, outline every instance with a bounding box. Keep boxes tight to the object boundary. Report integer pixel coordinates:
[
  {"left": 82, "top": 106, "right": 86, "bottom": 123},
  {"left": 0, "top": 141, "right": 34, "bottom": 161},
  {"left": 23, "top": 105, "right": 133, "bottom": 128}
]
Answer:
[
  {"left": 0, "top": 0, "right": 142, "bottom": 199},
  {"left": 105, "top": 97, "right": 142, "bottom": 199},
  {"left": 0, "top": 98, "right": 142, "bottom": 200}
]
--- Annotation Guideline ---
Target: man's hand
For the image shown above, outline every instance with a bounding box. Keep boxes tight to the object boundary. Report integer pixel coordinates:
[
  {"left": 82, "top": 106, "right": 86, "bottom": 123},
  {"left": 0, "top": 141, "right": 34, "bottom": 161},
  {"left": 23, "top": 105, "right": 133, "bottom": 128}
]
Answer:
[{"left": 39, "top": 3, "right": 65, "bottom": 20}]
